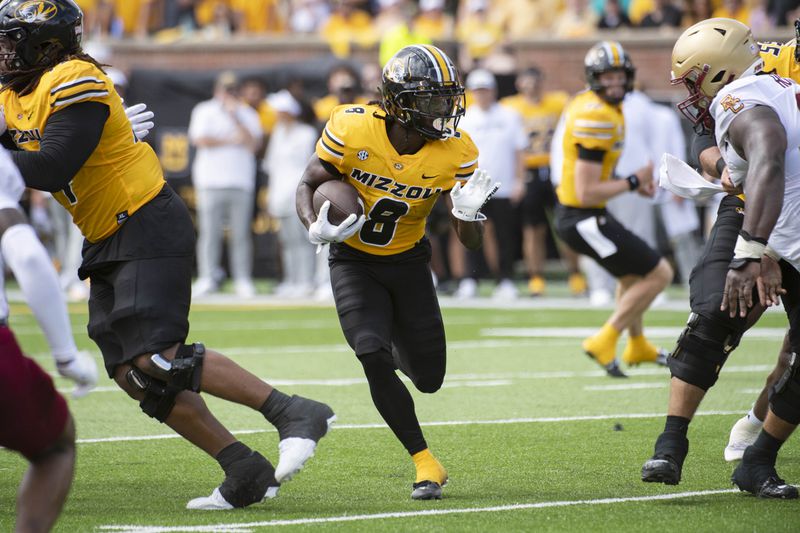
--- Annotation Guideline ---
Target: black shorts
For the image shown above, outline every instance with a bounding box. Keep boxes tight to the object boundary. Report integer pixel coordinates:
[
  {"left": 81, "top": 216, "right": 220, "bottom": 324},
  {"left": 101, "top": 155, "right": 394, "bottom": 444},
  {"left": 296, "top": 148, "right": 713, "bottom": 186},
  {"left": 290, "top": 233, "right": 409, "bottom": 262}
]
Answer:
[
  {"left": 780, "top": 261, "right": 800, "bottom": 356},
  {"left": 81, "top": 184, "right": 195, "bottom": 377},
  {"left": 328, "top": 239, "right": 446, "bottom": 386},
  {"left": 688, "top": 195, "right": 748, "bottom": 330},
  {"left": 554, "top": 203, "right": 661, "bottom": 277},
  {"left": 520, "top": 168, "right": 556, "bottom": 226}
]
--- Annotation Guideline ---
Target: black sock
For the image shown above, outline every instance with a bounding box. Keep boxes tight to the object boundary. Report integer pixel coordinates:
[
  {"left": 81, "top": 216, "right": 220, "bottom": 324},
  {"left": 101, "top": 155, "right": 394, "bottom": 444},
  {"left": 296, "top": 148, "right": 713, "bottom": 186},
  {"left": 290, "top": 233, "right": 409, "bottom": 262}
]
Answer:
[
  {"left": 752, "top": 429, "right": 785, "bottom": 455},
  {"left": 216, "top": 441, "right": 252, "bottom": 473},
  {"left": 664, "top": 415, "right": 690, "bottom": 436},
  {"left": 259, "top": 389, "right": 293, "bottom": 425}
]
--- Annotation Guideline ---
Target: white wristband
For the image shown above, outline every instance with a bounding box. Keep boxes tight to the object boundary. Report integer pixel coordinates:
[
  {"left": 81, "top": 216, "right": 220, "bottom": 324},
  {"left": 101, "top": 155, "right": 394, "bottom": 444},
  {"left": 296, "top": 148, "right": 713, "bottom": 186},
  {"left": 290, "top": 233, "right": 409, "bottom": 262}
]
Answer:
[
  {"left": 733, "top": 234, "right": 766, "bottom": 260},
  {"left": 764, "top": 244, "right": 782, "bottom": 262}
]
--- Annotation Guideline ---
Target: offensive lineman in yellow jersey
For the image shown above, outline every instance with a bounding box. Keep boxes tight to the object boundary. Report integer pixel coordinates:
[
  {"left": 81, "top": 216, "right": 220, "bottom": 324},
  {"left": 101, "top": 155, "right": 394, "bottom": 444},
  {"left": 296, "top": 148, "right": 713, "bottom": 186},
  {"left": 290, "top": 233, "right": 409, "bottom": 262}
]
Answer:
[
  {"left": 500, "top": 69, "right": 587, "bottom": 297},
  {"left": 297, "top": 44, "right": 498, "bottom": 500},
  {"left": 553, "top": 41, "right": 673, "bottom": 377},
  {"left": 3, "top": 59, "right": 164, "bottom": 242},
  {"left": 0, "top": 0, "right": 336, "bottom": 510}
]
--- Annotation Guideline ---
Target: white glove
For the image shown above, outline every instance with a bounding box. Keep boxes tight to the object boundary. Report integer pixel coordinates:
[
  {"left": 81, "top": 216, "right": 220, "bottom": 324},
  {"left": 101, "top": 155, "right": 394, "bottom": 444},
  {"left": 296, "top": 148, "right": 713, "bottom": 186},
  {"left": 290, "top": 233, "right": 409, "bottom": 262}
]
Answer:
[
  {"left": 450, "top": 168, "right": 500, "bottom": 221},
  {"left": 308, "top": 200, "right": 366, "bottom": 245},
  {"left": 125, "top": 102, "right": 155, "bottom": 140}
]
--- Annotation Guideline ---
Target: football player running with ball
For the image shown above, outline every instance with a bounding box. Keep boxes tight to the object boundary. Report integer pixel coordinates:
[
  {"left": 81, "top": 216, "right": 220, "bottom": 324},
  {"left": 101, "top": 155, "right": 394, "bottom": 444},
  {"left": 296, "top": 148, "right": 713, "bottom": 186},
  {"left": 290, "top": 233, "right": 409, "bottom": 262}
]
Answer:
[
  {"left": 0, "top": 0, "right": 334, "bottom": 510},
  {"left": 297, "top": 44, "right": 498, "bottom": 500}
]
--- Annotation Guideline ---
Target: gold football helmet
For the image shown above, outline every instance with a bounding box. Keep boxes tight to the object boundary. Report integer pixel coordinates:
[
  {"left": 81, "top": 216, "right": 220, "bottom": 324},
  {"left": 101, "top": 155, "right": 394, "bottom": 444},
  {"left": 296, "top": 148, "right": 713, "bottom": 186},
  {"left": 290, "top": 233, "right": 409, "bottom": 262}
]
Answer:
[{"left": 671, "top": 18, "right": 762, "bottom": 128}]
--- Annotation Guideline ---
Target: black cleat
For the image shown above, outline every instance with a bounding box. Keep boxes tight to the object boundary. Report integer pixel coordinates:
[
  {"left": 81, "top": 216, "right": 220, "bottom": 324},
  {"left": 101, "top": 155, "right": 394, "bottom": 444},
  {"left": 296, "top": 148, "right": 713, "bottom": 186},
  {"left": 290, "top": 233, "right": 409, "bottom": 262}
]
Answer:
[
  {"left": 642, "top": 456, "right": 681, "bottom": 485},
  {"left": 642, "top": 430, "right": 689, "bottom": 485},
  {"left": 604, "top": 360, "right": 628, "bottom": 378},
  {"left": 273, "top": 395, "right": 336, "bottom": 482},
  {"left": 411, "top": 480, "right": 445, "bottom": 500},
  {"left": 187, "top": 451, "right": 280, "bottom": 510},
  {"left": 732, "top": 448, "right": 799, "bottom": 499}
]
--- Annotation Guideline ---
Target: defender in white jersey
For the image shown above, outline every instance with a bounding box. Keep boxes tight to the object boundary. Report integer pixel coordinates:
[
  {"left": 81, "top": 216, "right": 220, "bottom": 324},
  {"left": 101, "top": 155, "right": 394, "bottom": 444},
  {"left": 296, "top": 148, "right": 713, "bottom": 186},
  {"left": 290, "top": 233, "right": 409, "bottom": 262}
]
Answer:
[
  {"left": 646, "top": 18, "right": 800, "bottom": 499},
  {"left": 0, "top": 148, "right": 97, "bottom": 396}
]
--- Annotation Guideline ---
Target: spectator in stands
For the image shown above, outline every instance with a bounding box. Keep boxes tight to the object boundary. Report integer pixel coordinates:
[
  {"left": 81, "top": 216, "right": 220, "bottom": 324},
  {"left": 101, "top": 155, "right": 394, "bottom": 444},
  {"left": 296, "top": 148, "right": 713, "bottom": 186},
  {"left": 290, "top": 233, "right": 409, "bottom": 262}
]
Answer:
[
  {"left": 769, "top": 0, "right": 800, "bottom": 26},
  {"left": 289, "top": 0, "right": 330, "bottom": 34},
  {"left": 748, "top": 0, "right": 774, "bottom": 34},
  {"left": 239, "top": 77, "right": 276, "bottom": 157},
  {"left": 598, "top": 0, "right": 632, "bottom": 29},
  {"left": 682, "top": 0, "right": 712, "bottom": 26},
  {"left": 188, "top": 71, "right": 263, "bottom": 298},
  {"left": 286, "top": 76, "right": 318, "bottom": 125},
  {"left": 359, "top": 62, "right": 383, "bottom": 104},
  {"left": 320, "top": 0, "right": 376, "bottom": 58},
  {"left": 102, "top": 0, "right": 154, "bottom": 39},
  {"left": 76, "top": 0, "right": 102, "bottom": 38},
  {"left": 456, "top": 0, "right": 503, "bottom": 69},
  {"left": 413, "top": 0, "right": 455, "bottom": 40},
  {"left": 639, "top": 0, "right": 683, "bottom": 28},
  {"left": 378, "top": 1, "right": 432, "bottom": 66},
  {"left": 457, "top": 69, "right": 527, "bottom": 300},
  {"left": 554, "top": 0, "right": 598, "bottom": 38},
  {"left": 162, "top": 0, "right": 198, "bottom": 32},
  {"left": 194, "top": 0, "right": 233, "bottom": 37},
  {"left": 712, "top": 0, "right": 751, "bottom": 24},
  {"left": 500, "top": 68, "right": 587, "bottom": 297},
  {"left": 231, "top": 0, "right": 285, "bottom": 34},
  {"left": 264, "top": 91, "right": 319, "bottom": 298},
  {"left": 492, "top": 0, "right": 557, "bottom": 38},
  {"left": 313, "top": 64, "right": 361, "bottom": 123}
]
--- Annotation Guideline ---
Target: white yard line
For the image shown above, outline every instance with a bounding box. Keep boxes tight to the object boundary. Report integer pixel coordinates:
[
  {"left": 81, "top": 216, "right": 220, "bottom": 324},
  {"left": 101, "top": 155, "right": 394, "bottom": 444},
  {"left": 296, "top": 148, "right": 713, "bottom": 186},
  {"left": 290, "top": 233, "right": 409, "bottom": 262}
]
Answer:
[
  {"left": 98, "top": 488, "right": 738, "bottom": 533},
  {"left": 76, "top": 410, "right": 743, "bottom": 444}
]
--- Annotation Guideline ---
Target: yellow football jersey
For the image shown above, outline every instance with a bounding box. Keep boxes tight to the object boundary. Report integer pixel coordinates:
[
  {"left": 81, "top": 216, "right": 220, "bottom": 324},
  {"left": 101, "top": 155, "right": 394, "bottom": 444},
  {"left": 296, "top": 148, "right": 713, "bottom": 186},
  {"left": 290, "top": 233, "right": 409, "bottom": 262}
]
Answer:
[
  {"left": 759, "top": 41, "right": 800, "bottom": 83},
  {"left": 556, "top": 90, "right": 624, "bottom": 209},
  {"left": 0, "top": 59, "right": 164, "bottom": 242},
  {"left": 500, "top": 91, "right": 569, "bottom": 169},
  {"left": 316, "top": 104, "right": 479, "bottom": 256}
]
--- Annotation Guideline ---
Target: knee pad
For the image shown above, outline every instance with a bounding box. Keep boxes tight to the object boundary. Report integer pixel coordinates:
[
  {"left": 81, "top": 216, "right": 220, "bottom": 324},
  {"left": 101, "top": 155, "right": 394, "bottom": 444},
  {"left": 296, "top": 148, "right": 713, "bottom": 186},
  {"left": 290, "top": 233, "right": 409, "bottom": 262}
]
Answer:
[
  {"left": 769, "top": 352, "right": 800, "bottom": 424},
  {"left": 126, "top": 367, "right": 178, "bottom": 423},
  {"left": 149, "top": 342, "right": 205, "bottom": 393},
  {"left": 668, "top": 312, "right": 742, "bottom": 391}
]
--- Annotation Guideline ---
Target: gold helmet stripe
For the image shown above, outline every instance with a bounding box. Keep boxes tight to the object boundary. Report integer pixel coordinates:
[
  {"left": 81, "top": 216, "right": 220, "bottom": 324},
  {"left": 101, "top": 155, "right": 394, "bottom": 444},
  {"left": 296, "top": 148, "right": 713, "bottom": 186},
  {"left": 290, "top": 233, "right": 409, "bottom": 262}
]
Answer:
[
  {"left": 420, "top": 44, "right": 454, "bottom": 83},
  {"left": 607, "top": 41, "right": 622, "bottom": 66}
]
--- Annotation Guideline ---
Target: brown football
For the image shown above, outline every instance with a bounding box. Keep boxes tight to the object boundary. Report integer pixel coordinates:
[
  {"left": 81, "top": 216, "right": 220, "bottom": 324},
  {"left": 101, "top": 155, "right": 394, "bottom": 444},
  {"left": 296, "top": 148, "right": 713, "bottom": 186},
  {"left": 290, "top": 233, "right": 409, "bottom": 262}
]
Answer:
[{"left": 313, "top": 180, "right": 364, "bottom": 225}]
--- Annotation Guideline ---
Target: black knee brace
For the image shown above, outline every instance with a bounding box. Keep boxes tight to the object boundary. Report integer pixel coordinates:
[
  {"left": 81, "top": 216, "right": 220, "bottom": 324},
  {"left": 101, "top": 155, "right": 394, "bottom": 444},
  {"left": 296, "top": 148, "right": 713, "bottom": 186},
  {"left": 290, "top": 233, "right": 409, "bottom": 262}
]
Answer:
[
  {"left": 769, "top": 352, "right": 800, "bottom": 424},
  {"left": 668, "top": 313, "right": 743, "bottom": 391},
  {"left": 126, "top": 367, "right": 178, "bottom": 422},
  {"left": 149, "top": 342, "right": 206, "bottom": 393}
]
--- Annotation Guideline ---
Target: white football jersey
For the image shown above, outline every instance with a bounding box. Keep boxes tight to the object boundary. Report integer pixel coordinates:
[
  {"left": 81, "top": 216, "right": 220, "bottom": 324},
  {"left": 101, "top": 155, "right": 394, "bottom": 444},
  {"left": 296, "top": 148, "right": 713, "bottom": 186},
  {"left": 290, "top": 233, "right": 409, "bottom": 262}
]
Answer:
[{"left": 712, "top": 73, "right": 800, "bottom": 269}]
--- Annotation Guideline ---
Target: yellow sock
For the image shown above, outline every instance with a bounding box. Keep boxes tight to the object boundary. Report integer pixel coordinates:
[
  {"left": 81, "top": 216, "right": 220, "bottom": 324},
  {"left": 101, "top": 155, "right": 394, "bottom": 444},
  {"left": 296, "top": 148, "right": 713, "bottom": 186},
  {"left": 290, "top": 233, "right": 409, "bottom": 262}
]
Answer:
[
  {"left": 412, "top": 449, "right": 448, "bottom": 485},
  {"left": 582, "top": 323, "right": 620, "bottom": 366},
  {"left": 623, "top": 334, "right": 658, "bottom": 364}
]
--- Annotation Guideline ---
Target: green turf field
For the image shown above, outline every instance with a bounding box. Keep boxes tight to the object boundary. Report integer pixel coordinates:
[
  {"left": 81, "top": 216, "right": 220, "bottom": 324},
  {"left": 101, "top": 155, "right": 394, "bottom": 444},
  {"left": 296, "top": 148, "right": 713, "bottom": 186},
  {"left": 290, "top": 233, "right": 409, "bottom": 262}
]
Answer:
[{"left": 1, "top": 297, "right": 796, "bottom": 532}]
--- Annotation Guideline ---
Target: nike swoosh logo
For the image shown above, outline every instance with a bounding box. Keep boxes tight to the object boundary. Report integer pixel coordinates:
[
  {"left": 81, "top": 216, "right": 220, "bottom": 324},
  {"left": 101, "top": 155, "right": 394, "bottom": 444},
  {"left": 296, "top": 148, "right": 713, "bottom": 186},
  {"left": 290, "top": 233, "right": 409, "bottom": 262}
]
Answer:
[{"left": 422, "top": 174, "right": 438, "bottom": 180}]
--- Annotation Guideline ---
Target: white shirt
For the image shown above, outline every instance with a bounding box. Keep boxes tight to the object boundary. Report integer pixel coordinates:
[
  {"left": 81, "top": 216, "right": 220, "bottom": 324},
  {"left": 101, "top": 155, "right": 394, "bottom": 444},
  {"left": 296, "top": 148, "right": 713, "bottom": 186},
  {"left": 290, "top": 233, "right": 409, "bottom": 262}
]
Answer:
[
  {"left": 264, "top": 120, "right": 318, "bottom": 218},
  {"left": 459, "top": 102, "right": 527, "bottom": 199},
  {"left": 188, "top": 99, "right": 263, "bottom": 191},
  {"left": 713, "top": 73, "right": 800, "bottom": 268},
  {"left": 0, "top": 147, "right": 24, "bottom": 320}
]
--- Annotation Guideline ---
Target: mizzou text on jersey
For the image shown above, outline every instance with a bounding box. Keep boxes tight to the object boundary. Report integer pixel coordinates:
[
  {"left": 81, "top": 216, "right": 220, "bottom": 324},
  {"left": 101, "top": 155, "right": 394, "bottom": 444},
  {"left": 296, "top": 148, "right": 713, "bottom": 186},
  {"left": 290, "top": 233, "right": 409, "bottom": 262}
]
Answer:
[
  {"left": 316, "top": 104, "right": 478, "bottom": 255},
  {"left": 0, "top": 59, "right": 164, "bottom": 242}
]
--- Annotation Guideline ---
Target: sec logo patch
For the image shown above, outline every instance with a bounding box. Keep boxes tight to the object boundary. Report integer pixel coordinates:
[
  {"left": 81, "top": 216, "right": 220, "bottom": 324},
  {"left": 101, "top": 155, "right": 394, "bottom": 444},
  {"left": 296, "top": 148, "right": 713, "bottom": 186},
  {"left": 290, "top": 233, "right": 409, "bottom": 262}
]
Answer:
[{"left": 357, "top": 150, "right": 369, "bottom": 161}]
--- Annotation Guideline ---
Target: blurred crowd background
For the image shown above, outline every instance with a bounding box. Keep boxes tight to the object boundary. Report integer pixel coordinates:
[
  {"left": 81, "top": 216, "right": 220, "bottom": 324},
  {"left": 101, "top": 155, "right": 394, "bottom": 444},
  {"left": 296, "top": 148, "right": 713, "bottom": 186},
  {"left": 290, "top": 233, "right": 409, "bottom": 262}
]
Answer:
[{"left": 22, "top": 0, "right": 800, "bottom": 301}]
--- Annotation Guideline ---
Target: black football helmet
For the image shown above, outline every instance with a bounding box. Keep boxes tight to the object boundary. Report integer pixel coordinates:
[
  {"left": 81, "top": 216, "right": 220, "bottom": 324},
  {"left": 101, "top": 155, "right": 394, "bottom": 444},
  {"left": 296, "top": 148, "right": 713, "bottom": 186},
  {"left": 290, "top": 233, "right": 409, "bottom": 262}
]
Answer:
[
  {"left": 584, "top": 41, "right": 635, "bottom": 104},
  {"left": 381, "top": 44, "right": 465, "bottom": 140},
  {"left": 0, "top": 0, "right": 83, "bottom": 72}
]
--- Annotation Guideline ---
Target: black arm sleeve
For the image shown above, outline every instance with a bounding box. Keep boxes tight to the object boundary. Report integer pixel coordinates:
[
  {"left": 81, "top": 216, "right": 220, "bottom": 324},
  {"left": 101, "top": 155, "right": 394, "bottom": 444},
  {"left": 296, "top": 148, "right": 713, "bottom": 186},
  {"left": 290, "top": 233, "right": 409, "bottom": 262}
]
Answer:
[
  {"left": 690, "top": 130, "right": 716, "bottom": 167},
  {"left": 0, "top": 131, "right": 16, "bottom": 151},
  {"left": 11, "top": 101, "right": 109, "bottom": 192},
  {"left": 577, "top": 145, "right": 606, "bottom": 162}
]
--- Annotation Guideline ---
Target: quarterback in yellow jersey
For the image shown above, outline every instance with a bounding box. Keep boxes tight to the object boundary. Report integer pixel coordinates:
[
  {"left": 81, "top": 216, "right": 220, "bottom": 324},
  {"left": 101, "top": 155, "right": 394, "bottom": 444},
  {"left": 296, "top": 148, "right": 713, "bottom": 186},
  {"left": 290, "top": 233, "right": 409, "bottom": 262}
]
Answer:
[
  {"left": 500, "top": 68, "right": 585, "bottom": 297},
  {"left": 553, "top": 41, "right": 673, "bottom": 377},
  {"left": 297, "top": 44, "right": 498, "bottom": 500},
  {"left": 0, "top": 0, "right": 336, "bottom": 510}
]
